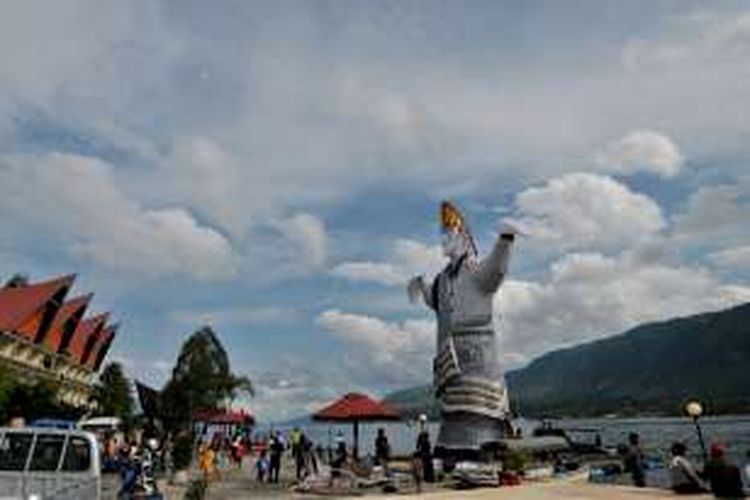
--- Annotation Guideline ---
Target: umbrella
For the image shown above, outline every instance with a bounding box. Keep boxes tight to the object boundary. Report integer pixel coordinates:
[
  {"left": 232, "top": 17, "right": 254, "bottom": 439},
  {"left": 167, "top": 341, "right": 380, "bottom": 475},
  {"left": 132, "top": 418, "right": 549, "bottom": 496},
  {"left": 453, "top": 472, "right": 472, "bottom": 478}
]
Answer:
[{"left": 312, "top": 392, "right": 400, "bottom": 459}]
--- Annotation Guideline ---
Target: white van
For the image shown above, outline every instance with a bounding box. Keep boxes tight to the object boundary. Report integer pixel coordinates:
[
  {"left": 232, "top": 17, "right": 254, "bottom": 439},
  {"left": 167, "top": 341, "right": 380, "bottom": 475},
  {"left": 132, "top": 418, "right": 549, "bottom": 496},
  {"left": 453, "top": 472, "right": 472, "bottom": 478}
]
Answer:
[{"left": 0, "top": 427, "right": 101, "bottom": 500}]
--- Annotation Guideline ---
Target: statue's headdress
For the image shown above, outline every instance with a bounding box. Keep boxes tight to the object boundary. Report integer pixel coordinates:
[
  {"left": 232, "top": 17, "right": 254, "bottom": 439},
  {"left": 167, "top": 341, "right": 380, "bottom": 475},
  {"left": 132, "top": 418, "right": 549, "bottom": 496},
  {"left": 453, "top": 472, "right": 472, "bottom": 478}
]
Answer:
[{"left": 440, "top": 201, "right": 477, "bottom": 257}]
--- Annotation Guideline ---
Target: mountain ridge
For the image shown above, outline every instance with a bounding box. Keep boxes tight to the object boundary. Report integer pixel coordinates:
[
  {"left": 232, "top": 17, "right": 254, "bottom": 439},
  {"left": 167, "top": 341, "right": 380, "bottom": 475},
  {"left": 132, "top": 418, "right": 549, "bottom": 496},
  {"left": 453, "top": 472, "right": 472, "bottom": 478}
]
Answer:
[{"left": 384, "top": 302, "right": 750, "bottom": 418}]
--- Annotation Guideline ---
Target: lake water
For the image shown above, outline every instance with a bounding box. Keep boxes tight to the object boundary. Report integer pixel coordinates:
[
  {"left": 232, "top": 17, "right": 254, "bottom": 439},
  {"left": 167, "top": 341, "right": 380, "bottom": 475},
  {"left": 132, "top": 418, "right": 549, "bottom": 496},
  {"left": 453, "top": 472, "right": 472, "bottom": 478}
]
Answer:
[{"left": 259, "top": 415, "right": 750, "bottom": 487}]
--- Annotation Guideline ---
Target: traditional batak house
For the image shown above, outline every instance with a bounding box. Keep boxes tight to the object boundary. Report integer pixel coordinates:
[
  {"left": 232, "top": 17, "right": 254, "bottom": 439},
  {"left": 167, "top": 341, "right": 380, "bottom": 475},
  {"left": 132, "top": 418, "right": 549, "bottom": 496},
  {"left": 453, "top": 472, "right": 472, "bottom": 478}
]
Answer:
[{"left": 0, "top": 274, "right": 118, "bottom": 409}]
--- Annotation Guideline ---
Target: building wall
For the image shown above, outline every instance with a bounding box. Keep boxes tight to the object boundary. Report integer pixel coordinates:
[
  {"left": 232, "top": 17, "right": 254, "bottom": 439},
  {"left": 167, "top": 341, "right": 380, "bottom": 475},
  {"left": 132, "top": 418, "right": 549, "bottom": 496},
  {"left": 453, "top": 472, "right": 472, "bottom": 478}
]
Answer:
[{"left": 0, "top": 331, "right": 96, "bottom": 409}]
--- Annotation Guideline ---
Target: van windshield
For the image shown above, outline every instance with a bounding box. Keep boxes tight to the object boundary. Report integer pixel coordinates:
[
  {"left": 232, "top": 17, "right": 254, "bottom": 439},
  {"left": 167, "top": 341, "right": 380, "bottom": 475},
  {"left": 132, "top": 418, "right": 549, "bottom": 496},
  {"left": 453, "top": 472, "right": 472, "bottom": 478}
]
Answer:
[
  {"left": 0, "top": 433, "right": 34, "bottom": 471},
  {"left": 29, "top": 434, "right": 66, "bottom": 471}
]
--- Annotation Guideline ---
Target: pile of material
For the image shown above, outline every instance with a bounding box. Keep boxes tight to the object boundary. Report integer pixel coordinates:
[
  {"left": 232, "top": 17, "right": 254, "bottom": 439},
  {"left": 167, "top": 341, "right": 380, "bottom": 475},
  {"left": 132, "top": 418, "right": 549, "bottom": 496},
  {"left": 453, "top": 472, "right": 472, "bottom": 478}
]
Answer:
[
  {"left": 292, "top": 464, "right": 398, "bottom": 496},
  {"left": 451, "top": 461, "right": 502, "bottom": 488}
]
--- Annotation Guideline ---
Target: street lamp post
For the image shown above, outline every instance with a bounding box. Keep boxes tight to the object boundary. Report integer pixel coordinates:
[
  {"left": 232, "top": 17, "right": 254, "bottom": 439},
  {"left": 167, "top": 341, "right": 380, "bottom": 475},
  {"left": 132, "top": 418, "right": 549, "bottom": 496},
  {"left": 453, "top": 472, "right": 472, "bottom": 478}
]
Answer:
[
  {"left": 418, "top": 413, "right": 428, "bottom": 433},
  {"left": 685, "top": 400, "right": 708, "bottom": 462}
]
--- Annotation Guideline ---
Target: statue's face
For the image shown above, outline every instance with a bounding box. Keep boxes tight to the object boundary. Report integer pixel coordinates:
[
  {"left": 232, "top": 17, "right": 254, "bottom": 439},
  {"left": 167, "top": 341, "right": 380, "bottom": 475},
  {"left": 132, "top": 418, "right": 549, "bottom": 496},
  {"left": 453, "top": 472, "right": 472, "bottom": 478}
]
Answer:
[{"left": 442, "top": 230, "right": 468, "bottom": 261}]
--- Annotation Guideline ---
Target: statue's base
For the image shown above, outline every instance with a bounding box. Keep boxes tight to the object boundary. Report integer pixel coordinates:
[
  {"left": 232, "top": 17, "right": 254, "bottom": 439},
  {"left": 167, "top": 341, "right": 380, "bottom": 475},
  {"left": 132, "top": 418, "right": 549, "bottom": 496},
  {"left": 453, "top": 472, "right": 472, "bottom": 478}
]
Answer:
[{"left": 434, "top": 411, "right": 512, "bottom": 461}]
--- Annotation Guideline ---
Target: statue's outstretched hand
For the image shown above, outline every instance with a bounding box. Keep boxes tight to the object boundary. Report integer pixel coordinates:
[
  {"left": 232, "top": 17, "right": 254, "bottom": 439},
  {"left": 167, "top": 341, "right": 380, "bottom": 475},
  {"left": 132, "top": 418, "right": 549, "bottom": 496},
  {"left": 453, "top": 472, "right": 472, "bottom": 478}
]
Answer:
[
  {"left": 500, "top": 221, "right": 525, "bottom": 239},
  {"left": 407, "top": 275, "right": 425, "bottom": 304}
]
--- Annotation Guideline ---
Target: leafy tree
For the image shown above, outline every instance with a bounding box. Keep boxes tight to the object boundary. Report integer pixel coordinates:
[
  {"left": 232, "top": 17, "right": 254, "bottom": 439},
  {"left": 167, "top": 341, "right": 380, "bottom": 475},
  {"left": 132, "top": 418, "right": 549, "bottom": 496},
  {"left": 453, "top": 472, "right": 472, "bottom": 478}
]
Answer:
[
  {"left": 95, "top": 362, "right": 134, "bottom": 423},
  {"left": 171, "top": 431, "right": 194, "bottom": 470},
  {"left": 3, "top": 273, "right": 29, "bottom": 288},
  {"left": 161, "top": 326, "right": 252, "bottom": 431},
  {"left": 0, "top": 365, "right": 17, "bottom": 422},
  {"left": 0, "top": 370, "right": 73, "bottom": 424}
]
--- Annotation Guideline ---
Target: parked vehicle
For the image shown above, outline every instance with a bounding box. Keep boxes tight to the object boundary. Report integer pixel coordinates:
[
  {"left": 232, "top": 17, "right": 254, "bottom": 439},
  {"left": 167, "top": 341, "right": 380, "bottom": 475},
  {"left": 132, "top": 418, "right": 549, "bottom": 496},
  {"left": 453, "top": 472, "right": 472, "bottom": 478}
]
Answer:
[
  {"left": 0, "top": 427, "right": 101, "bottom": 500},
  {"left": 28, "top": 419, "right": 77, "bottom": 431}
]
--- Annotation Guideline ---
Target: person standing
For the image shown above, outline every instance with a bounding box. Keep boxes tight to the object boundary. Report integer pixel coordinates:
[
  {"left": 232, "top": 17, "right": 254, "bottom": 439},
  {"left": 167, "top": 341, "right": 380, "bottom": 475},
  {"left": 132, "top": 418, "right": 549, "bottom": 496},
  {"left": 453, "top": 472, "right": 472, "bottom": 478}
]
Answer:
[
  {"left": 294, "top": 431, "right": 308, "bottom": 480},
  {"left": 269, "top": 431, "right": 284, "bottom": 484},
  {"left": 624, "top": 432, "right": 646, "bottom": 487},
  {"left": 375, "top": 428, "right": 391, "bottom": 470},
  {"left": 416, "top": 427, "right": 435, "bottom": 483},
  {"left": 290, "top": 427, "right": 303, "bottom": 478}
]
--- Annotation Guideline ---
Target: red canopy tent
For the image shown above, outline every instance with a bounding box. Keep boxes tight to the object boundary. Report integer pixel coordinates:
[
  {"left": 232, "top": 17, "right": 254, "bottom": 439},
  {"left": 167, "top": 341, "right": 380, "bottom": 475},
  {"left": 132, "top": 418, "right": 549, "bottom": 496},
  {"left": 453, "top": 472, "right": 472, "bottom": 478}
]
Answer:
[
  {"left": 193, "top": 408, "right": 255, "bottom": 425},
  {"left": 312, "top": 392, "right": 399, "bottom": 458},
  {"left": 193, "top": 408, "right": 255, "bottom": 440}
]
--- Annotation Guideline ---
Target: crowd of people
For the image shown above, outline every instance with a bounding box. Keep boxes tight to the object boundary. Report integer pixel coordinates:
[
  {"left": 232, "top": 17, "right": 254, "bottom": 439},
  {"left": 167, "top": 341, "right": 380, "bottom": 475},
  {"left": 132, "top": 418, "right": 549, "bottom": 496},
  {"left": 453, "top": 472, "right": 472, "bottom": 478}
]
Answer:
[
  {"left": 249, "top": 427, "right": 320, "bottom": 483},
  {"left": 197, "top": 431, "right": 250, "bottom": 481},
  {"left": 201, "top": 421, "right": 437, "bottom": 491},
  {"left": 114, "top": 422, "right": 748, "bottom": 497},
  {"left": 623, "top": 431, "right": 747, "bottom": 498}
]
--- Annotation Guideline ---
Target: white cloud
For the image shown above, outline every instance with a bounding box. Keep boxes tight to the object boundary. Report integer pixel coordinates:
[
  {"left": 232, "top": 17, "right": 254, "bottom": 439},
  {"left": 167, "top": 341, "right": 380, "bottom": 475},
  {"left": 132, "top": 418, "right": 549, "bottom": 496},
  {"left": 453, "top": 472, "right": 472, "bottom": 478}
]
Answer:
[
  {"left": 497, "top": 251, "right": 750, "bottom": 359},
  {"left": 597, "top": 130, "right": 683, "bottom": 178},
  {"left": 152, "top": 136, "right": 248, "bottom": 237},
  {"left": 672, "top": 184, "right": 750, "bottom": 247},
  {"left": 152, "top": 359, "right": 172, "bottom": 374},
  {"left": 332, "top": 239, "right": 444, "bottom": 286},
  {"left": 0, "top": 152, "right": 235, "bottom": 281},
  {"left": 274, "top": 213, "right": 329, "bottom": 271},
  {"left": 316, "top": 309, "right": 433, "bottom": 385},
  {"left": 709, "top": 245, "right": 750, "bottom": 270},
  {"left": 331, "top": 263, "right": 405, "bottom": 286},
  {"left": 249, "top": 365, "right": 348, "bottom": 422},
  {"left": 622, "top": 12, "right": 750, "bottom": 70},
  {"left": 167, "top": 306, "right": 301, "bottom": 328},
  {"left": 110, "top": 355, "right": 173, "bottom": 391},
  {"left": 508, "top": 173, "right": 665, "bottom": 251}
]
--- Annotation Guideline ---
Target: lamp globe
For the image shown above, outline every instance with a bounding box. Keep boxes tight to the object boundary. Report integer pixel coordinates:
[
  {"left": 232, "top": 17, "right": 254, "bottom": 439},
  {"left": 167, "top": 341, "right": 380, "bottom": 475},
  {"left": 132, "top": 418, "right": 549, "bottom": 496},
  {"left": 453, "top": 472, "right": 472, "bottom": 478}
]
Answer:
[{"left": 686, "top": 400, "right": 703, "bottom": 418}]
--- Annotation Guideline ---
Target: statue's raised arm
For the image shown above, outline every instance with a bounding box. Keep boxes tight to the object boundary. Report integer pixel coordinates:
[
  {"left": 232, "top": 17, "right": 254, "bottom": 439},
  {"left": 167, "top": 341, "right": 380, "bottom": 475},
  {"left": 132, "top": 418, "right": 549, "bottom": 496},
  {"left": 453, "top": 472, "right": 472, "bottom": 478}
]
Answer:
[{"left": 474, "top": 229, "right": 515, "bottom": 293}]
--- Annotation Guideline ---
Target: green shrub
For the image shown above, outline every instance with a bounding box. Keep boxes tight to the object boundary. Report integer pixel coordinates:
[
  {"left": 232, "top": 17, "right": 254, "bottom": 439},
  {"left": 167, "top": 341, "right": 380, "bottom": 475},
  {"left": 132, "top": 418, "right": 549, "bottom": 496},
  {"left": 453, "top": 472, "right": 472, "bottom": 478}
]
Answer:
[
  {"left": 184, "top": 478, "right": 208, "bottom": 500},
  {"left": 503, "top": 449, "right": 532, "bottom": 472}
]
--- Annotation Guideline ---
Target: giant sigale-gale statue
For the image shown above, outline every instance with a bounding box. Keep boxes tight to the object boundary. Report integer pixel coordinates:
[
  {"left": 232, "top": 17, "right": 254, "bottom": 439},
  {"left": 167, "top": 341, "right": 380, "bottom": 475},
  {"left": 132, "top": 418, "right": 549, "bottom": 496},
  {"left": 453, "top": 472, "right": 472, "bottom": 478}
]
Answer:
[{"left": 408, "top": 201, "right": 517, "bottom": 455}]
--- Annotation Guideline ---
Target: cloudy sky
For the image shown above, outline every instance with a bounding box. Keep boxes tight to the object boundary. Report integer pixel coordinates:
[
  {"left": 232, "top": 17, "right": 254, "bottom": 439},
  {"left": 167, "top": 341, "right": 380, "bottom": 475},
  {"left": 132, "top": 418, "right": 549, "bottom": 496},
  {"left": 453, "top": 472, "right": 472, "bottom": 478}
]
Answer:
[{"left": 2, "top": 0, "right": 750, "bottom": 421}]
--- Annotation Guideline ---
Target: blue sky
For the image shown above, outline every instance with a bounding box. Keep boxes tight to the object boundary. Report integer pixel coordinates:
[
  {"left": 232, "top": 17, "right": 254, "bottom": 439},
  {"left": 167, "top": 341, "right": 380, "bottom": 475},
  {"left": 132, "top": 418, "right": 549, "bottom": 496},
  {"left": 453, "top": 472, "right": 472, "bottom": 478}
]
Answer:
[{"left": 1, "top": 0, "right": 750, "bottom": 420}]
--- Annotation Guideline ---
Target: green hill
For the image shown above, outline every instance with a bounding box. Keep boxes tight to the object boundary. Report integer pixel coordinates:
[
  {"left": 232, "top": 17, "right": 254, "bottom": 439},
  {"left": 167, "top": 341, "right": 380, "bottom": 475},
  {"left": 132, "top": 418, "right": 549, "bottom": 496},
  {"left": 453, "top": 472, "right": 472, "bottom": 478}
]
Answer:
[{"left": 384, "top": 302, "right": 750, "bottom": 418}]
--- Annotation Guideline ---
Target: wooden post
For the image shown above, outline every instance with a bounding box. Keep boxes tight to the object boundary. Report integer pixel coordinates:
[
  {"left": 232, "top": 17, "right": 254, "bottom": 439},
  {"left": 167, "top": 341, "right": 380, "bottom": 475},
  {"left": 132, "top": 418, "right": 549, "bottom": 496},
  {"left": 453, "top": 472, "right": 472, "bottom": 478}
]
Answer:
[{"left": 353, "top": 420, "right": 359, "bottom": 460}]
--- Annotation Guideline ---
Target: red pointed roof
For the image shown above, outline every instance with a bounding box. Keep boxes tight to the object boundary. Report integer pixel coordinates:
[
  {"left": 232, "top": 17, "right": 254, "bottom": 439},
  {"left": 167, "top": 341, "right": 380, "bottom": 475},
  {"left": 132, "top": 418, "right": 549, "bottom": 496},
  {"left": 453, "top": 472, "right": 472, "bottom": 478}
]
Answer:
[
  {"left": 43, "top": 294, "right": 92, "bottom": 352},
  {"left": 86, "top": 323, "right": 117, "bottom": 369},
  {"left": 92, "top": 327, "right": 117, "bottom": 372},
  {"left": 312, "top": 393, "right": 400, "bottom": 422},
  {"left": 0, "top": 275, "right": 75, "bottom": 334},
  {"left": 67, "top": 312, "right": 108, "bottom": 364}
]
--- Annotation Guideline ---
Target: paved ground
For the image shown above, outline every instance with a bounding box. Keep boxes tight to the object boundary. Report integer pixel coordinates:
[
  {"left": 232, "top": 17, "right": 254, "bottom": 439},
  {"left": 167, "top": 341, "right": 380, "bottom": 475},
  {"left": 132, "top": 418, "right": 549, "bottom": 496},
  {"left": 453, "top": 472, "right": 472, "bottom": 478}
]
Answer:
[
  {"left": 205, "top": 458, "right": 301, "bottom": 499},
  {"left": 94, "top": 456, "right": 718, "bottom": 499},
  {"left": 367, "top": 479, "right": 714, "bottom": 500},
  {"left": 197, "top": 460, "right": 714, "bottom": 500},
  {"left": 101, "top": 470, "right": 191, "bottom": 499}
]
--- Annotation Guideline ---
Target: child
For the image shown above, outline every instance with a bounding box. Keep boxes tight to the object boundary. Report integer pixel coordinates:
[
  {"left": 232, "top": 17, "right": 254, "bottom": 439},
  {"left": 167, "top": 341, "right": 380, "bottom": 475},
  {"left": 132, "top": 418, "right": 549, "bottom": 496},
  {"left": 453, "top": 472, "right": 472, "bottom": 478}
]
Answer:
[
  {"left": 255, "top": 449, "right": 269, "bottom": 483},
  {"left": 199, "top": 443, "right": 218, "bottom": 482}
]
